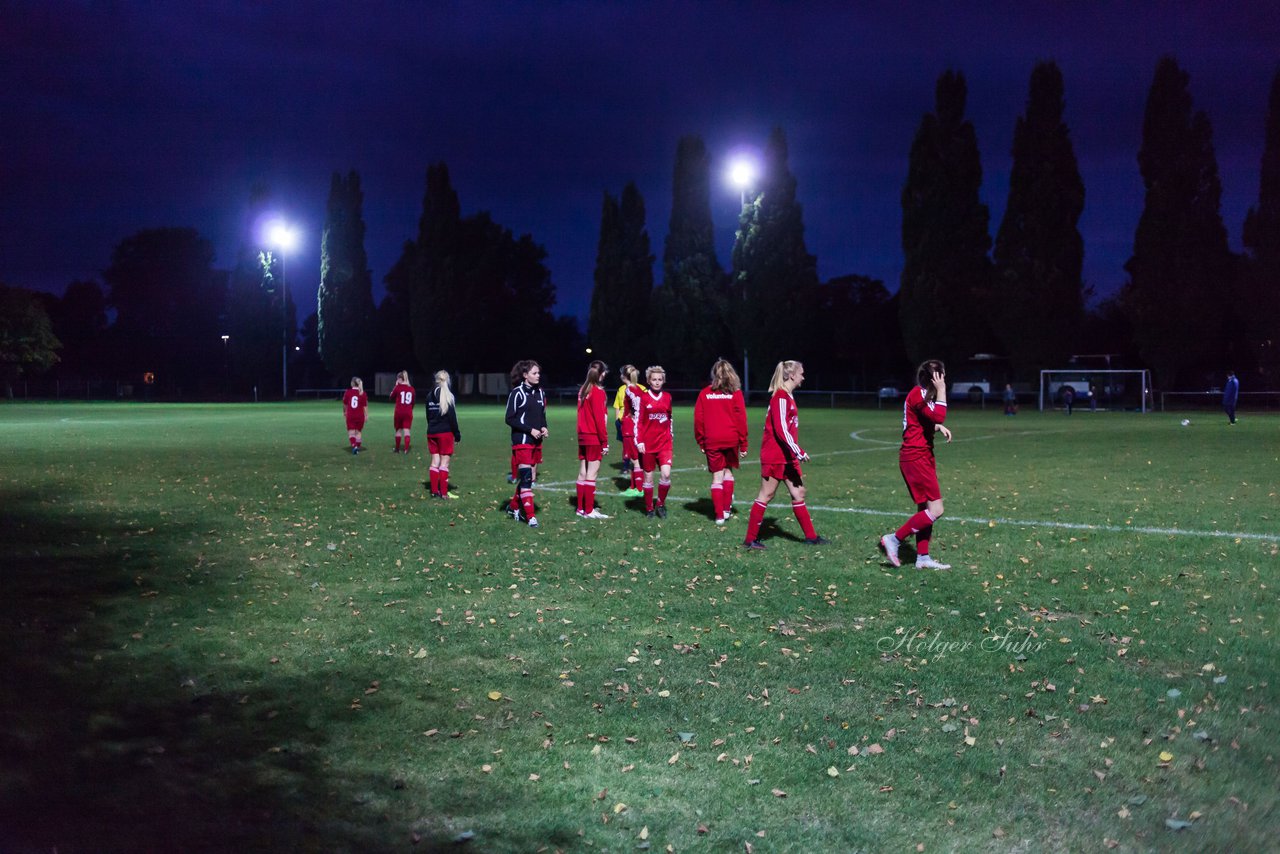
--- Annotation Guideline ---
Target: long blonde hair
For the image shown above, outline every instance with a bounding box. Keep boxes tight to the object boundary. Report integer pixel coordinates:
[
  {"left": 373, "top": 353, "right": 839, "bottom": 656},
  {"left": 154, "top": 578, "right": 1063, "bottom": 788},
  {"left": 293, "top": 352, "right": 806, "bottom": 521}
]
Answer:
[
  {"left": 710, "top": 358, "right": 741, "bottom": 393},
  {"left": 767, "top": 360, "right": 802, "bottom": 394},
  {"left": 435, "top": 370, "right": 454, "bottom": 415},
  {"left": 620, "top": 364, "right": 639, "bottom": 385},
  {"left": 350, "top": 376, "right": 364, "bottom": 392},
  {"left": 396, "top": 370, "right": 410, "bottom": 384}
]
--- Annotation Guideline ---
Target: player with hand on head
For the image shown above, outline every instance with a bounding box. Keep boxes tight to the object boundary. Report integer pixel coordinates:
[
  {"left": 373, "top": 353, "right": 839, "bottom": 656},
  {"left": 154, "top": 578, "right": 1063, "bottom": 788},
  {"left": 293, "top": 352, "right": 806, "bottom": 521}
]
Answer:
[
  {"left": 342, "top": 376, "right": 368, "bottom": 454},
  {"left": 576, "top": 359, "right": 611, "bottom": 518},
  {"left": 614, "top": 365, "right": 645, "bottom": 496},
  {"left": 633, "top": 366, "right": 674, "bottom": 519},
  {"left": 742, "top": 360, "right": 828, "bottom": 549},
  {"left": 694, "top": 358, "right": 749, "bottom": 525},
  {"left": 426, "top": 370, "right": 462, "bottom": 498},
  {"left": 505, "top": 360, "right": 547, "bottom": 528},
  {"left": 390, "top": 370, "right": 415, "bottom": 453},
  {"left": 880, "top": 359, "right": 954, "bottom": 570}
]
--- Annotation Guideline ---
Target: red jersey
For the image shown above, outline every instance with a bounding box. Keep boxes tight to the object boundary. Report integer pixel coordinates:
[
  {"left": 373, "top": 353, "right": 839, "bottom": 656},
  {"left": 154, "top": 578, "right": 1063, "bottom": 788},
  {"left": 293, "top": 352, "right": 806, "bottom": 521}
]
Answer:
[
  {"left": 621, "top": 383, "right": 644, "bottom": 437},
  {"left": 760, "top": 388, "right": 803, "bottom": 465},
  {"left": 342, "top": 388, "right": 367, "bottom": 421},
  {"left": 633, "top": 389, "right": 673, "bottom": 451},
  {"left": 576, "top": 385, "right": 610, "bottom": 446},
  {"left": 694, "top": 387, "right": 748, "bottom": 453},
  {"left": 900, "top": 386, "right": 947, "bottom": 460},
  {"left": 390, "top": 382, "right": 415, "bottom": 414}
]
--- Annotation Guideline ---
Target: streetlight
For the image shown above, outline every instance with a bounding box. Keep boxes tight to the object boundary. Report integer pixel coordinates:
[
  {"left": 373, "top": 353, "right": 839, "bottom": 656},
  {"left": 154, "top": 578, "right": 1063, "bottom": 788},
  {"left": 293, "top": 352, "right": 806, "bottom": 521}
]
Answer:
[{"left": 263, "top": 219, "right": 299, "bottom": 400}]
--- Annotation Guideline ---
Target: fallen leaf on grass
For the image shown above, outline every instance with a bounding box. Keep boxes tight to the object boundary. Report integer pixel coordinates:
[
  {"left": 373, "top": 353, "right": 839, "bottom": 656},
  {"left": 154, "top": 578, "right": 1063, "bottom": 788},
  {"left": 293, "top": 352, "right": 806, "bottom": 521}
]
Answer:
[
  {"left": 826, "top": 766, "right": 839, "bottom": 777},
  {"left": 487, "top": 691, "right": 502, "bottom": 701},
  {"left": 866, "top": 743, "right": 884, "bottom": 755},
  {"left": 771, "top": 788, "right": 787, "bottom": 798},
  {"left": 1165, "top": 818, "right": 1195, "bottom": 831},
  {"left": 668, "top": 752, "right": 681, "bottom": 765},
  {"left": 1158, "top": 751, "right": 1174, "bottom": 763}
]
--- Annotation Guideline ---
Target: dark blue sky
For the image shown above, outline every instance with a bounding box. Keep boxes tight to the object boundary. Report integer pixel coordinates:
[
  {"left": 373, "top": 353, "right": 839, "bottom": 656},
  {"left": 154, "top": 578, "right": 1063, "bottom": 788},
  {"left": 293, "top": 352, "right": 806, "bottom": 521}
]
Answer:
[{"left": 2, "top": 2, "right": 1276, "bottom": 323}]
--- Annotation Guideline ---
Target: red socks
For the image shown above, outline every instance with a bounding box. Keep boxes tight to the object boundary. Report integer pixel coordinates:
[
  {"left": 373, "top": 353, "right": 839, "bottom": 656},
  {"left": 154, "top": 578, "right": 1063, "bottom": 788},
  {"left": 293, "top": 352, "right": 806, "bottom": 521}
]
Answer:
[
  {"left": 792, "top": 501, "right": 817, "bottom": 540},
  {"left": 632, "top": 468, "right": 644, "bottom": 490},
  {"left": 710, "top": 483, "right": 724, "bottom": 519},
  {"left": 745, "top": 500, "right": 767, "bottom": 542},
  {"left": 404, "top": 436, "right": 411, "bottom": 452},
  {"left": 643, "top": 482, "right": 654, "bottom": 512},
  {"left": 658, "top": 479, "right": 670, "bottom": 506},
  {"left": 895, "top": 509, "right": 935, "bottom": 542},
  {"left": 395, "top": 436, "right": 402, "bottom": 451},
  {"left": 723, "top": 477, "right": 735, "bottom": 514}
]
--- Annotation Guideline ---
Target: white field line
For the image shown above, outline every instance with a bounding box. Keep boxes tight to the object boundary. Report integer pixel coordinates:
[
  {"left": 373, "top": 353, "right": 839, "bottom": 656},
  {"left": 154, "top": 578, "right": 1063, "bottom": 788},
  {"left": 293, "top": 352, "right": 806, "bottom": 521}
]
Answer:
[{"left": 528, "top": 429, "right": 1275, "bottom": 543}]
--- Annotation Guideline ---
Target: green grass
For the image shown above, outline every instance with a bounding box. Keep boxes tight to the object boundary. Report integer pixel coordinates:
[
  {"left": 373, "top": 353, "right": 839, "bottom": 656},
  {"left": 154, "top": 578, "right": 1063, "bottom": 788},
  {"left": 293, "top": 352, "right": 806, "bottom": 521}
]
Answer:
[{"left": 1, "top": 400, "right": 1276, "bottom": 852}]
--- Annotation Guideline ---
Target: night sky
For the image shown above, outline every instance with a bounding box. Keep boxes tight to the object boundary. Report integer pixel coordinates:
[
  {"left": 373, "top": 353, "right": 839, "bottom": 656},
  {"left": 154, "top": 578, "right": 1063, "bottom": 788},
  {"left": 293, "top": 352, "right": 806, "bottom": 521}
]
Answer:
[{"left": 3, "top": 2, "right": 1277, "bottom": 324}]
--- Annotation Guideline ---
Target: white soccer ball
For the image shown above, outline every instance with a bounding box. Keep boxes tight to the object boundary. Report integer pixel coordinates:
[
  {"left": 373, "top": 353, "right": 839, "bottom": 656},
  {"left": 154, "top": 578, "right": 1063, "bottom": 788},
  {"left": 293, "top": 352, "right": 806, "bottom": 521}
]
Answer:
[{"left": 1180, "top": 419, "right": 1191, "bottom": 427}]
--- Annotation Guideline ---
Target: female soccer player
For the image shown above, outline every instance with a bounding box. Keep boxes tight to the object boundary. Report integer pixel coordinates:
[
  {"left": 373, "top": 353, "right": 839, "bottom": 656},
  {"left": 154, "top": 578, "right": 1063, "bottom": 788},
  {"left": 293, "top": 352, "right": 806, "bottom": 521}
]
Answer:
[
  {"left": 342, "top": 376, "right": 368, "bottom": 454},
  {"left": 505, "top": 359, "right": 547, "bottom": 528},
  {"left": 576, "top": 359, "right": 611, "bottom": 518},
  {"left": 694, "top": 358, "right": 748, "bottom": 525},
  {"left": 879, "top": 359, "right": 954, "bottom": 570},
  {"left": 614, "top": 363, "right": 645, "bottom": 496},
  {"left": 390, "top": 370, "right": 416, "bottom": 453},
  {"left": 426, "top": 370, "right": 462, "bottom": 498},
  {"left": 617, "top": 365, "right": 645, "bottom": 496},
  {"left": 632, "top": 365, "right": 674, "bottom": 518},
  {"left": 742, "top": 360, "right": 828, "bottom": 549}
]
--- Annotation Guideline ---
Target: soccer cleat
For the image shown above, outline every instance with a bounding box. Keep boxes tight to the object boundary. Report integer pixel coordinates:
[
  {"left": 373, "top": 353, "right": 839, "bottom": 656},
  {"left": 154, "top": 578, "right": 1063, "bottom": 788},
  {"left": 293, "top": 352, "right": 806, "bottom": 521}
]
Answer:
[
  {"left": 656, "top": 505, "right": 667, "bottom": 519},
  {"left": 445, "top": 491, "right": 459, "bottom": 500},
  {"left": 879, "top": 534, "right": 901, "bottom": 567},
  {"left": 584, "top": 509, "right": 610, "bottom": 519},
  {"left": 511, "top": 509, "right": 524, "bottom": 522},
  {"left": 715, "top": 518, "right": 726, "bottom": 526},
  {"left": 620, "top": 488, "right": 642, "bottom": 498},
  {"left": 721, "top": 512, "right": 734, "bottom": 522},
  {"left": 527, "top": 516, "right": 539, "bottom": 528},
  {"left": 646, "top": 510, "right": 657, "bottom": 519},
  {"left": 507, "top": 474, "right": 518, "bottom": 483},
  {"left": 915, "top": 555, "right": 951, "bottom": 570},
  {"left": 805, "top": 535, "right": 831, "bottom": 545},
  {"left": 575, "top": 510, "right": 586, "bottom": 517},
  {"left": 743, "top": 539, "right": 767, "bottom": 551},
  {"left": 352, "top": 446, "right": 360, "bottom": 455}
]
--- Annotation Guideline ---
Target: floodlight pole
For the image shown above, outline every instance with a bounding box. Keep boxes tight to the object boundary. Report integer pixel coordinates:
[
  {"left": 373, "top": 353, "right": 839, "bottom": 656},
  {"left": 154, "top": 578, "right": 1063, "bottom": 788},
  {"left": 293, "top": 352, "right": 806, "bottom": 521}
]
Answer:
[{"left": 280, "top": 251, "right": 288, "bottom": 400}]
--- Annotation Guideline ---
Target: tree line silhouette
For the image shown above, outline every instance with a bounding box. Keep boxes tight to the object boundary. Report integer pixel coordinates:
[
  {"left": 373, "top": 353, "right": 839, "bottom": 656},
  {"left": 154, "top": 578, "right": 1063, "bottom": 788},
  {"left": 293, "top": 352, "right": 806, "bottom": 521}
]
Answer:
[{"left": 4, "top": 57, "right": 1277, "bottom": 398}]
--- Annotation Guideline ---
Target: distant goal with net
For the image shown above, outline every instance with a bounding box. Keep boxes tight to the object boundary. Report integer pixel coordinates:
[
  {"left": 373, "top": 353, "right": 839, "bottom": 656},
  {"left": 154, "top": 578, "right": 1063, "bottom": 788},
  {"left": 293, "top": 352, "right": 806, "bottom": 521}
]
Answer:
[{"left": 1038, "top": 369, "right": 1153, "bottom": 412}]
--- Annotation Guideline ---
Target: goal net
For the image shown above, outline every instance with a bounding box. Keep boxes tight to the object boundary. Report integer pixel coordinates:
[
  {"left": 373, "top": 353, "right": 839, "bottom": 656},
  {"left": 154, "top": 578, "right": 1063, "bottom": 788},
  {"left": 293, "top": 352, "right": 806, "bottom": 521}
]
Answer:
[{"left": 1038, "top": 369, "right": 1152, "bottom": 413}]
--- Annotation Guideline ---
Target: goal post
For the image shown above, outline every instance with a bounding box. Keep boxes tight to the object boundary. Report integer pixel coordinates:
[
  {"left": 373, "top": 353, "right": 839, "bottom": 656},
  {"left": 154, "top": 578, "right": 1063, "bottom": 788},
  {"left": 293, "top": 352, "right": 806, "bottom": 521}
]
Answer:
[{"left": 1038, "top": 369, "right": 1152, "bottom": 413}]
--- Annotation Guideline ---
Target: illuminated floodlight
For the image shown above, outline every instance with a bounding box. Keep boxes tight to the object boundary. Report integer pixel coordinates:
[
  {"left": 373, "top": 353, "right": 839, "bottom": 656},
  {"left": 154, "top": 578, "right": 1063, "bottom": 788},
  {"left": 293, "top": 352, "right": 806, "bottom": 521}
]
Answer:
[
  {"left": 728, "top": 157, "right": 758, "bottom": 191},
  {"left": 264, "top": 219, "right": 299, "bottom": 252}
]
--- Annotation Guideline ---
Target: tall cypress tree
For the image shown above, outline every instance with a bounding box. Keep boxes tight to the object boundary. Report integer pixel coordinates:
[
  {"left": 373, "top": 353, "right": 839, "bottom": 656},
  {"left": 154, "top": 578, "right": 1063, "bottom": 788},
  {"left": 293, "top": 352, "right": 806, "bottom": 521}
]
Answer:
[
  {"left": 900, "top": 70, "right": 994, "bottom": 369},
  {"left": 588, "top": 190, "right": 624, "bottom": 363},
  {"left": 317, "top": 170, "right": 376, "bottom": 381},
  {"left": 588, "top": 183, "right": 653, "bottom": 367},
  {"left": 1241, "top": 68, "right": 1280, "bottom": 381},
  {"left": 731, "top": 127, "right": 819, "bottom": 373},
  {"left": 1123, "top": 56, "right": 1233, "bottom": 388},
  {"left": 993, "top": 61, "right": 1085, "bottom": 378},
  {"left": 654, "top": 135, "right": 730, "bottom": 381}
]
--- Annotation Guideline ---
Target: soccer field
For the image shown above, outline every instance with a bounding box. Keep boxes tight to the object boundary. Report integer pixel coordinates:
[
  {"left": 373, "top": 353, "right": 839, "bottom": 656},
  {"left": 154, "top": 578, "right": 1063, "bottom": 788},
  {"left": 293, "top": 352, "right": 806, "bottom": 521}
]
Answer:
[{"left": 1, "top": 401, "right": 1276, "bottom": 851}]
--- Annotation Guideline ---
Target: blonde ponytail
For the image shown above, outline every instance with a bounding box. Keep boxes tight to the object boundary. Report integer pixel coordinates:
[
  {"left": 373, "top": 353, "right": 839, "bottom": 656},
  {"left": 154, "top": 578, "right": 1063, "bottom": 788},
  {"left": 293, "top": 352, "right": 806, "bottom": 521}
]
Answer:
[{"left": 435, "top": 370, "right": 454, "bottom": 415}]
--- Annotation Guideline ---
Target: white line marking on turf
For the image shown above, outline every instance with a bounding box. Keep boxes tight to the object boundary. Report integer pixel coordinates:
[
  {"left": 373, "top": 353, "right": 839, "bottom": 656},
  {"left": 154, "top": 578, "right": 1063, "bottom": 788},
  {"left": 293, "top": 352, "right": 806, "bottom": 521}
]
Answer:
[{"left": 525, "top": 486, "right": 1276, "bottom": 542}]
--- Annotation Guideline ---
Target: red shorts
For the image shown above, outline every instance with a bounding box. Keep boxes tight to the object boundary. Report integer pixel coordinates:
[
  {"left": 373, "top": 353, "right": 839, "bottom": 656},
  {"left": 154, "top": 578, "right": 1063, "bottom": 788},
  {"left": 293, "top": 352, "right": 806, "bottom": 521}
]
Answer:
[
  {"left": 623, "top": 435, "right": 638, "bottom": 459},
  {"left": 900, "top": 454, "right": 941, "bottom": 503},
  {"left": 428, "top": 433, "right": 455, "bottom": 455},
  {"left": 394, "top": 410, "right": 413, "bottom": 431},
  {"left": 761, "top": 461, "right": 803, "bottom": 486},
  {"left": 578, "top": 442, "right": 604, "bottom": 462},
  {"left": 704, "top": 448, "right": 741, "bottom": 473},
  {"left": 513, "top": 443, "right": 543, "bottom": 467},
  {"left": 345, "top": 416, "right": 366, "bottom": 431},
  {"left": 639, "top": 448, "right": 673, "bottom": 472}
]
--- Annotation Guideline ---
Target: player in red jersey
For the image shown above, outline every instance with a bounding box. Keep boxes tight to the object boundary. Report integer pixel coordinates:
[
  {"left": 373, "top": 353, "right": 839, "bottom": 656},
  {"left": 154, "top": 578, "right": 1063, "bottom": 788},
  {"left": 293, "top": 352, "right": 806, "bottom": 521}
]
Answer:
[
  {"left": 879, "top": 359, "right": 954, "bottom": 570},
  {"left": 505, "top": 360, "right": 547, "bottom": 528},
  {"left": 426, "top": 370, "right": 462, "bottom": 498},
  {"left": 742, "top": 361, "right": 829, "bottom": 549},
  {"left": 575, "top": 359, "right": 611, "bottom": 519},
  {"left": 620, "top": 366, "right": 646, "bottom": 495},
  {"left": 633, "top": 365, "right": 674, "bottom": 518},
  {"left": 694, "top": 358, "right": 748, "bottom": 525},
  {"left": 342, "top": 376, "right": 368, "bottom": 454},
  {"left": 390, "top": 370, "right": 415, "bottom": 453}
]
